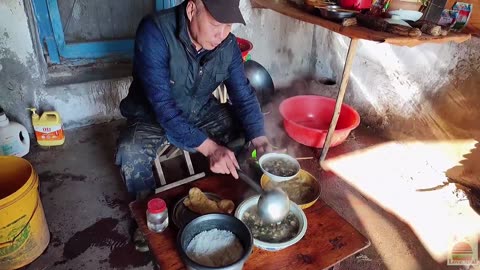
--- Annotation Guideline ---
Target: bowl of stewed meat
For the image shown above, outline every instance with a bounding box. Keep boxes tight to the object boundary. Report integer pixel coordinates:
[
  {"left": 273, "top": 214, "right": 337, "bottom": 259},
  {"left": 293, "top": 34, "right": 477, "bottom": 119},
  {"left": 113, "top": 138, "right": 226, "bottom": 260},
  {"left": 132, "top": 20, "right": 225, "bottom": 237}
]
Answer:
[
  {"left": 259, "top": 153, "right": 301, "bottom": 182},
  {"left": 235, "top": 195, "right": 307, "bottom": 251}
]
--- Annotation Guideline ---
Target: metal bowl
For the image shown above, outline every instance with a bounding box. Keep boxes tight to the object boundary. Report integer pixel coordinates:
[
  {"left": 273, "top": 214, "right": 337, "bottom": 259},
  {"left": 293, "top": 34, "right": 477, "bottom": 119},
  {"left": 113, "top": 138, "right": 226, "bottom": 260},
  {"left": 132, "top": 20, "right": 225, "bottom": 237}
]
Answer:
[
  {"left": 244, "top": 60, "right": 275, "bottom": 106},
  {"left": 177, "top": 214, "right": 253, "bottom": 270},
  {"left": 318, "top": 5, "right": 356, "bottom": 21},
  {"left": 261, "top": 169, "right": 321, "bottom": 209}
]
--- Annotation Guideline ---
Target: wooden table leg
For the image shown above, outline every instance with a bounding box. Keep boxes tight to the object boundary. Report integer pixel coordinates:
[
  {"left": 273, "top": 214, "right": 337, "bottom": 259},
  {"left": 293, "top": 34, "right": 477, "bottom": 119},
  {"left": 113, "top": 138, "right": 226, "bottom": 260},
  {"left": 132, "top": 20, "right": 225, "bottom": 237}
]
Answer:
[{"left": 320, "top": 38, "right": 359, "bottom": 166}]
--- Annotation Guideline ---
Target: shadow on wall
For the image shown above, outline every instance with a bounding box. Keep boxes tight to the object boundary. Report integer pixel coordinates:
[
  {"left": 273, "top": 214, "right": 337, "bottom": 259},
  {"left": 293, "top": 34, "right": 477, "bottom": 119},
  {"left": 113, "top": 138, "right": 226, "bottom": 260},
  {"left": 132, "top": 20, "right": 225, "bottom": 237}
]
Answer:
[
  {"left": 266, "top": 69, "right": 480, "bottom": 142},
  {"left": 380, "top": 37, "right": 480, "bottom": 141},
  {"left": 371, "top": 70, "right": 480, "bottom": 141},
  {"left": 309, "top": 32, "right": 480, "bottom": 141},
  {"left": 347, "top": 68, "right": 480, "bottom": 141},
  {"left": 424, "top": 71, "right": 480, "bottom": 138}
]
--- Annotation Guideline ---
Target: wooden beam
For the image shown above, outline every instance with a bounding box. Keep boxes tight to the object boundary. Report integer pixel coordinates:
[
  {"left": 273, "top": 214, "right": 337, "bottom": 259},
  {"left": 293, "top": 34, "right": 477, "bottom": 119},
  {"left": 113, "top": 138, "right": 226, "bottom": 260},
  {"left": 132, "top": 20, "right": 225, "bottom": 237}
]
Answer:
[
  {"left": 154, "top": 173, "right": 206, "bottom": 194},
  {"left": 320, "top": 38, "right": 359, "bottom": 165}
]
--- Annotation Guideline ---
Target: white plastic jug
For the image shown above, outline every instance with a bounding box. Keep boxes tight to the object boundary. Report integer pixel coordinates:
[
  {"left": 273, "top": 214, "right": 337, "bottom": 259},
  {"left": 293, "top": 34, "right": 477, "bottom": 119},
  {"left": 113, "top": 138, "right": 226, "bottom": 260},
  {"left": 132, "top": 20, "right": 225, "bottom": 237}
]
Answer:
[{"left": 0, "top": 108, "right": 30, "bottom": 157}]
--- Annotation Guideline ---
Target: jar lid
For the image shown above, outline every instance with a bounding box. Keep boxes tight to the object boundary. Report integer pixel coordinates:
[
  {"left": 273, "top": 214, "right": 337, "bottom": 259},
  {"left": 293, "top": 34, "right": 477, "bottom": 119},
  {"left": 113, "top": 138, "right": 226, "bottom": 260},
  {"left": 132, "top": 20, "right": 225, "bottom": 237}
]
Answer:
[{"left": 148, "top": 198, "right": 167, "bottom": 214}]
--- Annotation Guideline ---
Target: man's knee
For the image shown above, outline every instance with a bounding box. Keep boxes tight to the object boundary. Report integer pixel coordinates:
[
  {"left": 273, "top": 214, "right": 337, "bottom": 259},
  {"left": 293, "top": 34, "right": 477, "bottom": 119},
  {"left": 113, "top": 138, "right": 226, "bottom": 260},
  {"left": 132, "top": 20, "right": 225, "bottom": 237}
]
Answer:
[{"left": 115, "top": 135, "right": 157, "bottom": 194}]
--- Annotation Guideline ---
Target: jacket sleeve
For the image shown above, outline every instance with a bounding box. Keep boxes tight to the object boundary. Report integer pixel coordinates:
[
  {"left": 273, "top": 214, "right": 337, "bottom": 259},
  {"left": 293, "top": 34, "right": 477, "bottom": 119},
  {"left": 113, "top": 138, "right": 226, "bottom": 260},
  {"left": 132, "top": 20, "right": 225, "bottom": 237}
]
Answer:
[
  {"left": 224, "top": 42, "right": 266, "bottom": 141},
  {"left": 133, "top": 18, "right": 207, "bottom": 150}
]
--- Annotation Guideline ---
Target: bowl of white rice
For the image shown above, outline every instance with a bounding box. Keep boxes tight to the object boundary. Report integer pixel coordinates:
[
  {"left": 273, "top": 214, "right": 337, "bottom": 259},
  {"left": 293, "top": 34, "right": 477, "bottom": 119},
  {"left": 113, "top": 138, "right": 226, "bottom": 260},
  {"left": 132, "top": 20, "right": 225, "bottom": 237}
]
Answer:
[{"left": 177, "top": 213, "right": 253, "bottom": 270}]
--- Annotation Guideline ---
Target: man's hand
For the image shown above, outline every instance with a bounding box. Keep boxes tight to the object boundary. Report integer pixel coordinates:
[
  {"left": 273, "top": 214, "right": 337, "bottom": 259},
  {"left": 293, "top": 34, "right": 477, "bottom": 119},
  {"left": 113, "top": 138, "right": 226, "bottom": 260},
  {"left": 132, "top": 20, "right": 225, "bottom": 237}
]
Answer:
[
  {"left": 196, "top": 139, "right": 240, "bottom": 179},
  {"left": 251, "top": 136, "right": 272, "bottom": 157}
]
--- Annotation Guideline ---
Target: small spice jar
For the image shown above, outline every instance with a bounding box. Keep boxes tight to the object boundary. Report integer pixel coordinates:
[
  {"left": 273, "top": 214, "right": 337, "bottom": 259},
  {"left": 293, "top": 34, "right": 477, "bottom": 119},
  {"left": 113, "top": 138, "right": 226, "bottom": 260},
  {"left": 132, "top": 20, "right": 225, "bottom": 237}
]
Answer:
[{"left": 146, "top": 198, "right": 169, "bottom": 233}]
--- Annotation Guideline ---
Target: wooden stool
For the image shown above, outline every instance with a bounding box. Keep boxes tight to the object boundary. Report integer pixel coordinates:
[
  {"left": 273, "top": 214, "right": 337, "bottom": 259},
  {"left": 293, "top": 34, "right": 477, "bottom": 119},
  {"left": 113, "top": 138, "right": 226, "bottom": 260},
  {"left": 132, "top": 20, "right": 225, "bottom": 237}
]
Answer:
[{"left": 154, "top": 144, "right": 205, "bottom": 193}]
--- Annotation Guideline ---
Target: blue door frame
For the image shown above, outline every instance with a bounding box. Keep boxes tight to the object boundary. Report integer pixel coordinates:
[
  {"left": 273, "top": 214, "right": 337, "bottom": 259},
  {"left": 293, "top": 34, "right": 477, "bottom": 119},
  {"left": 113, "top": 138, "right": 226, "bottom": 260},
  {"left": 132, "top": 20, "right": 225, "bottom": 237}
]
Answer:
[{"left": 31, "top": 0, "right": 176, "bottom": 64}]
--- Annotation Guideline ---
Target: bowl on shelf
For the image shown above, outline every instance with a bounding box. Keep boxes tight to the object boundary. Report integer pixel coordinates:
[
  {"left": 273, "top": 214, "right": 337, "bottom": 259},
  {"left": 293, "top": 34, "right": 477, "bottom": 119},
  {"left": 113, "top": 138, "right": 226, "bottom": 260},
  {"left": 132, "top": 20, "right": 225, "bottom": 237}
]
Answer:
[
  {"left": 388, "top": 10, "right": 423, "bottom": 21},
  {"left": 317, "top": 5, "right": 357, "bottom": 22}
]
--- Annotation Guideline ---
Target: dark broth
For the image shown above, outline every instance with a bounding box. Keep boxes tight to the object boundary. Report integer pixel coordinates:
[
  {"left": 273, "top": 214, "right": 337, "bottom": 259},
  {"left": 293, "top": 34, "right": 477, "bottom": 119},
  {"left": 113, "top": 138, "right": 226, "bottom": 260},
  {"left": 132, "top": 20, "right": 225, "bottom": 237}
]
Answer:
[
  {"left": 262, "top": 158, "right": 298, "bottom": 177},
  {"left": 242, "top": 206, "right": 299, "bottom": 243}
]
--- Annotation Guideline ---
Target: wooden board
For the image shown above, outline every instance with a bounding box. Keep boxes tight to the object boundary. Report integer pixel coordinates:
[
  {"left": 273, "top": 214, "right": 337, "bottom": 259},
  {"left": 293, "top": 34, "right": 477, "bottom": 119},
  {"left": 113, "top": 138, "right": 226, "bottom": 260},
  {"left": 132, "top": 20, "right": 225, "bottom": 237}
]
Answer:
[
  {"left": 130, "top": 175, "right": 370, "bottom": 270},
  {"left": 252, "top": 0, "right": 471, "bottom": 47}
]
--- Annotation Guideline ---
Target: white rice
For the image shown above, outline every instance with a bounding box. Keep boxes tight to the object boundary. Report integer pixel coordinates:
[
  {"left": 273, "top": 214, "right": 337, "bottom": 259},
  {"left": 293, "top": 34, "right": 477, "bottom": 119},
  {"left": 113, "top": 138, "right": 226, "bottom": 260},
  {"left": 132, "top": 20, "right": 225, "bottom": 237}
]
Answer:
[{"left": 186, "top": 229, "right": 244, "bottom": 267}]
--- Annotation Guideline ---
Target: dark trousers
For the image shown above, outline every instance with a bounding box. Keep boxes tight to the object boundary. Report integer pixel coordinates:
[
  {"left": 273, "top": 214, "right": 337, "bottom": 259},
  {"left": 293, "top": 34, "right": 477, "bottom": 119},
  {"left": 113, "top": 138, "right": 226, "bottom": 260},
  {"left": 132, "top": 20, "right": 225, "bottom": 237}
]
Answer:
[{"left": 115, "top": 101, "right": 243, "bottom": 195}]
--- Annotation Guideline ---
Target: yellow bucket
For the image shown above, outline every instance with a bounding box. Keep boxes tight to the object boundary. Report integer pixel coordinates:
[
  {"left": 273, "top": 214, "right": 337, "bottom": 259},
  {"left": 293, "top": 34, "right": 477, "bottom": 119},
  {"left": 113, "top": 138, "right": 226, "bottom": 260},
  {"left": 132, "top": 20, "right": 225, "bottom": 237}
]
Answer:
[{"left": 0, "top": 156, "right": 50, "bottom": 270}]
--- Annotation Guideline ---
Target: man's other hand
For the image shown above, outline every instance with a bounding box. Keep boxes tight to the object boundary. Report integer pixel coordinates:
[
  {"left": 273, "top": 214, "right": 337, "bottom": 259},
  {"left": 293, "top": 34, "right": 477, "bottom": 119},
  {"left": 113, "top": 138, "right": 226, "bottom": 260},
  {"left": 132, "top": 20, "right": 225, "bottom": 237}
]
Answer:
[
  {"left": 251, "top": 136, "right": 272, "bottom": 157},
  {"left": 196, "top": 139, "right": 240, "bottom": 179}
]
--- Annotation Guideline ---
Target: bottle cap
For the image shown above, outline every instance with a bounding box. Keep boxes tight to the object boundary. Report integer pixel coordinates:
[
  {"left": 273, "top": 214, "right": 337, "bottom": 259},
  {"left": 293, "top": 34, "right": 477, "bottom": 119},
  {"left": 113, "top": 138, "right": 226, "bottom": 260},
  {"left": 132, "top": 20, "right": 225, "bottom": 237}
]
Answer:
[
  {"left": 27, "top": 108, "right": 39, "bottom": 120},
  {"left": 147, "top": 198, "right": 167, "bottom": 214}
]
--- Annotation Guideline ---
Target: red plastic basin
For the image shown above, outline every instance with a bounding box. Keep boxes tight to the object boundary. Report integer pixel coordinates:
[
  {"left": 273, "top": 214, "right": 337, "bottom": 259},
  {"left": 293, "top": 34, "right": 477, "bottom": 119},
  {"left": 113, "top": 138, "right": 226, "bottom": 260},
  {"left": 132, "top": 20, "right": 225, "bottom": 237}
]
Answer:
[{"left": 279, "top": 95, "right": 360, "bottom": 148}]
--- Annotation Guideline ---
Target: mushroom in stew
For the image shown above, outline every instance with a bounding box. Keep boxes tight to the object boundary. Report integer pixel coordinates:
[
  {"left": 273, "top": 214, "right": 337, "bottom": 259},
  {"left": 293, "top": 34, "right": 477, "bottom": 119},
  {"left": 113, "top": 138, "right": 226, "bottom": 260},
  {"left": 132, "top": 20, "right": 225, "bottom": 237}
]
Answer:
[
  {"left": 262, "top": 158, "right": 298, "bottom": 177},
  {"left": 242, "top": 206, "right": 299, "bottom": 243}
]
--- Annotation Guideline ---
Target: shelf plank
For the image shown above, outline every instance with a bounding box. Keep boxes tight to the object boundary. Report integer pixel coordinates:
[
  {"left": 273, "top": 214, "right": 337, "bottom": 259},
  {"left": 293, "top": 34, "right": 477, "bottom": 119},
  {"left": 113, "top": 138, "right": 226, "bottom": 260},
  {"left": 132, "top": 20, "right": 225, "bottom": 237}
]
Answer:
[{"left": 252, "top": 0, "right": 472, "bottom": 47}]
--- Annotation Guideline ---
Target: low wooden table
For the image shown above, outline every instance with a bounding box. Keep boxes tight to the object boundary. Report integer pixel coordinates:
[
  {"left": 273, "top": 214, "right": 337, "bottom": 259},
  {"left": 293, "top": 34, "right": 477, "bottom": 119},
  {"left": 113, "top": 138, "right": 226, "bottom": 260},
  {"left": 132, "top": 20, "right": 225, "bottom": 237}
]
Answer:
[{"left": 130, "top": 175, "right": 370, "bottom": 269}]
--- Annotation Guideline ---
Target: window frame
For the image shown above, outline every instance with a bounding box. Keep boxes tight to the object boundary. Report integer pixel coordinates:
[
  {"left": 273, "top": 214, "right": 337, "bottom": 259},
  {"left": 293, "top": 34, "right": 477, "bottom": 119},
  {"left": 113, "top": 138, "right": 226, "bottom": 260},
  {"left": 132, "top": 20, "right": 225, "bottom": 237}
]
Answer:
[{"left": 31, "top": 0, "right": 175, "bottom": 64}]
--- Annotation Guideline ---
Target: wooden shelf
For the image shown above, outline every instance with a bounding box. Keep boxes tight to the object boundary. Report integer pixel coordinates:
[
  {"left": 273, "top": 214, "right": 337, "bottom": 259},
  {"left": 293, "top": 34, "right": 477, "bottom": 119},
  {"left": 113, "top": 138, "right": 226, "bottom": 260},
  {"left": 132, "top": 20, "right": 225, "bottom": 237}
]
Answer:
[{"left": 252, "top": 0, "right": 472, "bottom": 47}]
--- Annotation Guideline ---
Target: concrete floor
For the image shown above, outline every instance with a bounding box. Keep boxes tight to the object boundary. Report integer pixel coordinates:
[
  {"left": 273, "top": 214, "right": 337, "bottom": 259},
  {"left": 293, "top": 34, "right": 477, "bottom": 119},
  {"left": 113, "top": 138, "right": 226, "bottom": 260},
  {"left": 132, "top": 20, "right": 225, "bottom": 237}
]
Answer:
[
  {"left": 21, "top": 102, "right": 480, "bottom": 269},
  {"left": 23, "top": 120, "right": 155, "bottom": 270}
]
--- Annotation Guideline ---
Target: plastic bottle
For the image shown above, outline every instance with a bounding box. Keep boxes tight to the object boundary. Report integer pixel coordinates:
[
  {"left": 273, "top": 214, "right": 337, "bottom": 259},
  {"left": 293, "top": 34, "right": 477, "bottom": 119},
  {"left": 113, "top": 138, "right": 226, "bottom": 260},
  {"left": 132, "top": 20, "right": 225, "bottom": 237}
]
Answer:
[
  {"left": 146, "top": 198, "right": 169, "bottom": 233},
  {"left": 28, "top": 108, "right": 65, "bottom": 146},
  {"left": 0, "top": 107, "right": 30, "bottom": 157}
]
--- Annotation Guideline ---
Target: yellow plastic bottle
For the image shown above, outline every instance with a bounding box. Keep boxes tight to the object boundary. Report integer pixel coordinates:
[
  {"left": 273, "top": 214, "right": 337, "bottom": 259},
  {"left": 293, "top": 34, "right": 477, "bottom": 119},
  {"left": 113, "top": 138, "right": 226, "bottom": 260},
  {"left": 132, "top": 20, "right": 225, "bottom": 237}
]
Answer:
[{"left": 28, "top": 108, "right": 65, "bottom": 146}]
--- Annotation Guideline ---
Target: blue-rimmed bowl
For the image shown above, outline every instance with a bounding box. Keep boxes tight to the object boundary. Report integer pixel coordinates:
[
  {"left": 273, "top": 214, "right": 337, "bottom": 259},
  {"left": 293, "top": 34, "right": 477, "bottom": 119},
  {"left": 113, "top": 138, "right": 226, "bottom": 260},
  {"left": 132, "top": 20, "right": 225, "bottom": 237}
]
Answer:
[{"left": 234, "top": 195, "right": 307, "bottom": 252}]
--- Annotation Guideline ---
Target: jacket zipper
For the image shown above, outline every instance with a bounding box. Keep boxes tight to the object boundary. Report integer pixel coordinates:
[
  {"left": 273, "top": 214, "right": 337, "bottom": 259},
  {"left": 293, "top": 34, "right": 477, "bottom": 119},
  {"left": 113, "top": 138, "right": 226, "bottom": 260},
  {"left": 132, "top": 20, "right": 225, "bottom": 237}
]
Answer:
[{"left": 190, "top": 38, "right": 233, "bottom": 95}]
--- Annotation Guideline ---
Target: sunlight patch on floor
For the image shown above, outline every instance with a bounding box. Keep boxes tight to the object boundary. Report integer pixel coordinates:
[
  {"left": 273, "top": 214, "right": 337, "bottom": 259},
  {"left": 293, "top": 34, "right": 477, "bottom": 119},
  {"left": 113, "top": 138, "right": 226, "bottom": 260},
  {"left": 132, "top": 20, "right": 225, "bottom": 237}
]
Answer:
[{"left": 323, "top": 139, "right": 480, "bottom": 262}]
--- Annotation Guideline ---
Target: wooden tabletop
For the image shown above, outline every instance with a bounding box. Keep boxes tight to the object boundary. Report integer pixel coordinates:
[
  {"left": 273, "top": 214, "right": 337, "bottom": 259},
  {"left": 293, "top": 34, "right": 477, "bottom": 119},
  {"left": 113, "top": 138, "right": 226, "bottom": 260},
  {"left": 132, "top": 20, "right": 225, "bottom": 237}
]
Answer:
[
  {"left": 252, "top": 0, "right": 471, "bottom": 47},
  {"left": 130, "top": 174, "right": 370, "bottom": 270}
]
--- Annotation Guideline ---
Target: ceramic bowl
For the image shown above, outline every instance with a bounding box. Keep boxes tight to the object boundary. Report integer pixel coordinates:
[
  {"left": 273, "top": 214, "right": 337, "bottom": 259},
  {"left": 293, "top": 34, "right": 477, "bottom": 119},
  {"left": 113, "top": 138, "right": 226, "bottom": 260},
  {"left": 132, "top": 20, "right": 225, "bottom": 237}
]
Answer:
[
  {"left": 388, "top": 10, "right": 423, "bottom": 21},
  {"left": 234, "top": 195, "right": 307, "bottom": 252},
  {"left": 258, "top": 153, "right": 301, "bottom": 182}
]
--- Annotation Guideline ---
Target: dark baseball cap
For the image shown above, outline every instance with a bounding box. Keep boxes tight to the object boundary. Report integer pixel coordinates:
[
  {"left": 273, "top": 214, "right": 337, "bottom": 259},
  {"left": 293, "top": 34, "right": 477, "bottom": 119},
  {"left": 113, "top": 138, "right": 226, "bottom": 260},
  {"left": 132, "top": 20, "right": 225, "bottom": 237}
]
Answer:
[{"left": 201, "top": 0, "right": 246, "bottom": 25}]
